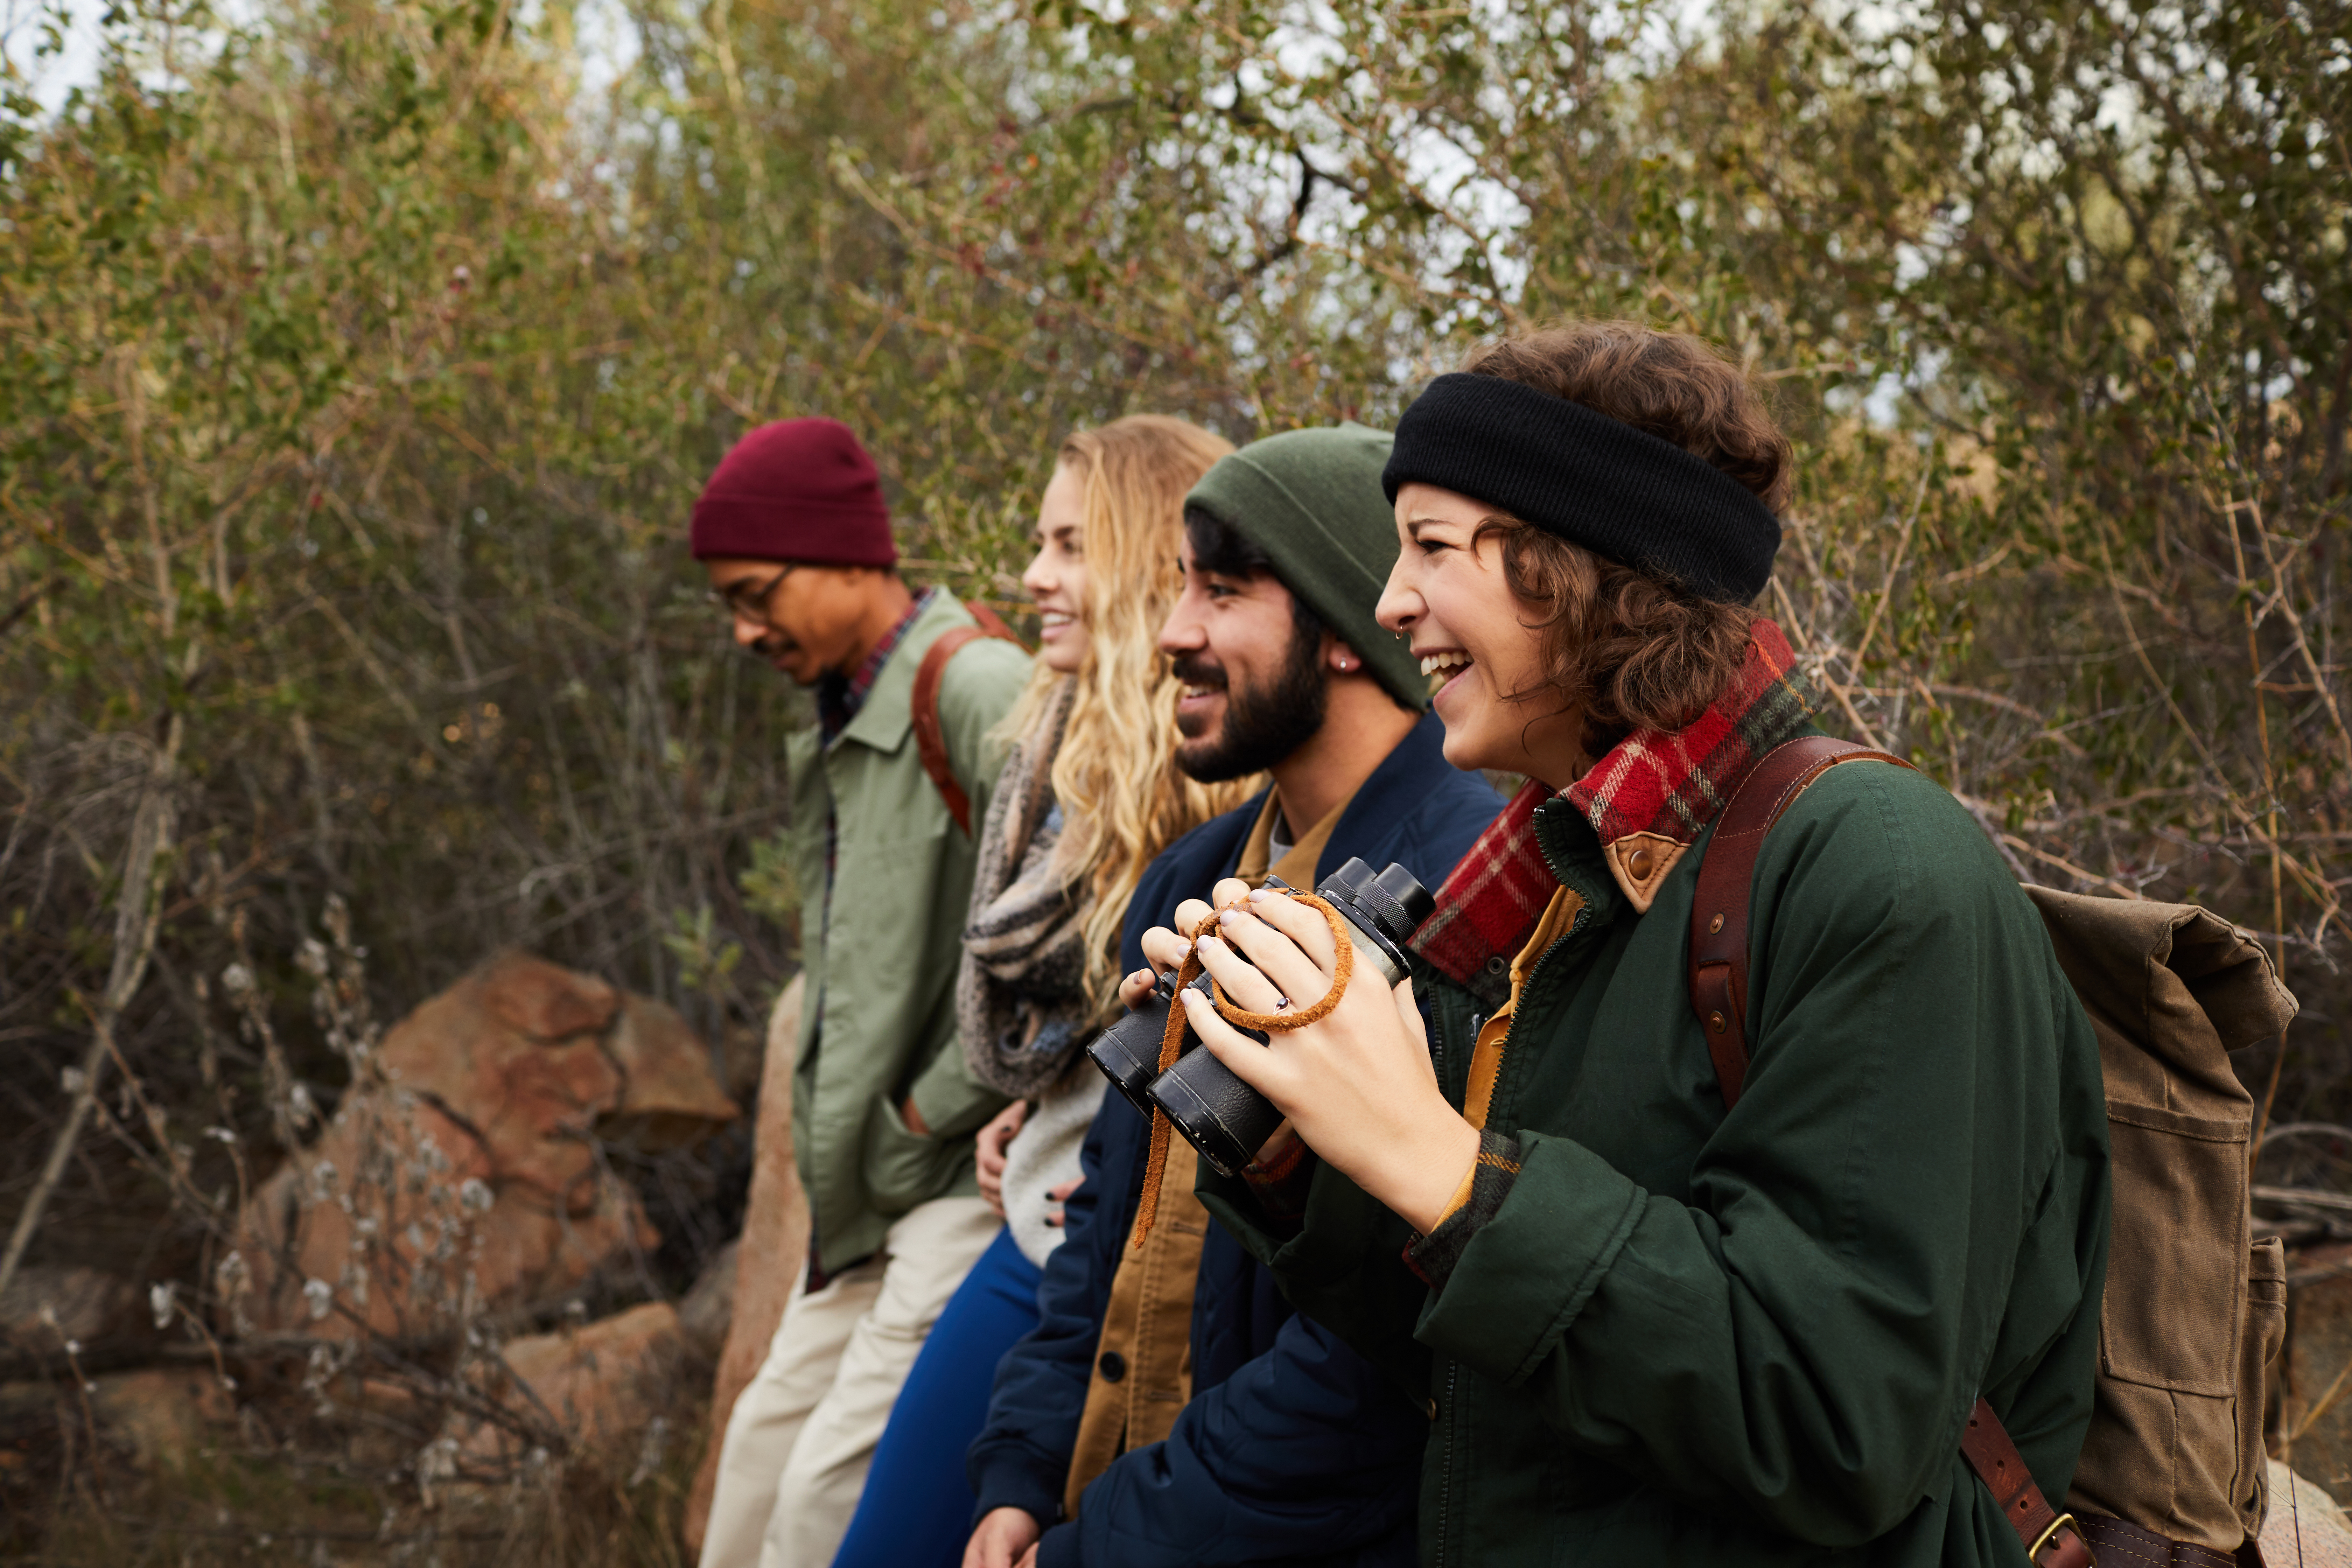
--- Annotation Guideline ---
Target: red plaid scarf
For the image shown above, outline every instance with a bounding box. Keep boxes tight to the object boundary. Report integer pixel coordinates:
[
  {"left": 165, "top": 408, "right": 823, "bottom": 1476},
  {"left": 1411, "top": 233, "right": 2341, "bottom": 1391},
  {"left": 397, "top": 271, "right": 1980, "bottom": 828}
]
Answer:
[{"left": 1410, "top": 620, "right": 1809, "bottom": 989}]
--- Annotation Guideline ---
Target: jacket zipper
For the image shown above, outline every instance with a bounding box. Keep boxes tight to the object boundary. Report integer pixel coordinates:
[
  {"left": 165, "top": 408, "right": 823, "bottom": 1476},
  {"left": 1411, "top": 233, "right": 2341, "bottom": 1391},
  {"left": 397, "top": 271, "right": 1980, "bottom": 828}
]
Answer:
[
  {"left": 1475, "top": 896, "right": 1587, "bottom": 1131},
  {"left": 1429, "top": 999, "right": 1461, "bottom": 1566},
  {"left": 1438, "top": 1356, "right": 1462, "bottom": 1564}
]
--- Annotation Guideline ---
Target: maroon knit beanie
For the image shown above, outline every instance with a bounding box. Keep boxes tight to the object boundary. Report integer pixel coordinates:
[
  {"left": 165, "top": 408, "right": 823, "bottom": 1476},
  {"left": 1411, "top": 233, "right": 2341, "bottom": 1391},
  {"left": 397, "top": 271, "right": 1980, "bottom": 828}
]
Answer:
[{"left": 690, "top": 417, "right": 898, "bottom": 567}]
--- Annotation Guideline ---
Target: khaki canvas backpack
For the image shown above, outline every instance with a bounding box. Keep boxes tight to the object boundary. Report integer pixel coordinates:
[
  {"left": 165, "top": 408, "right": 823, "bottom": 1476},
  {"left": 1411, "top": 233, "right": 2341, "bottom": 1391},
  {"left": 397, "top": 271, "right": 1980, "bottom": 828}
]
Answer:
[{"left": 1690, "top": 736, "right": 2299, "bottom": 1568}]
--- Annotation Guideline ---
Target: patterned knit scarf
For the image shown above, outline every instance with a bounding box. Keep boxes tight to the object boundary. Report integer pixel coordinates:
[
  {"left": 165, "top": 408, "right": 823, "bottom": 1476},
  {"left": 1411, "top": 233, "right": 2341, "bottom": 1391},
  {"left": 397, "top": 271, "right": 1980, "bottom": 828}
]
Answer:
[
  {"left": 956, "top": 681, "right": 1094, "bottom": 1100},
  {"left": 1410, "top": 620, "right": 1811, "bottom": 992}
]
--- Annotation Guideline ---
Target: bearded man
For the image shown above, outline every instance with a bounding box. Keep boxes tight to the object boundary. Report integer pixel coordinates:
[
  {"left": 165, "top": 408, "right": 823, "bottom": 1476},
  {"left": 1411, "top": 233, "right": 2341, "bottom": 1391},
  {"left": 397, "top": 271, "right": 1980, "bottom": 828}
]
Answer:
[{"left": 963, "top": 425, "right": 1504, "bottom": 1568}]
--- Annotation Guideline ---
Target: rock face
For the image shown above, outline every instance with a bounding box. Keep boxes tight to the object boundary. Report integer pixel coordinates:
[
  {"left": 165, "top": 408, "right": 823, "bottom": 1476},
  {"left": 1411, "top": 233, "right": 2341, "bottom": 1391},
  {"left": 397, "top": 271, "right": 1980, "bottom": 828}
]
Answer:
[
  {"left": 678, "top": 1240, "right": 739, "bottom": 1357},
  {"left": 686, "top": 974, "right": 808, "bottom": 1552},
  {"left": 2262, "top": 1461, "right": 2352, "bottom": 1568},
  {"left": 228, "top": 951, "right": 740, "bottom": 1339},
  {"left": 90, "top": 1367, "right": 236, "bottom": 1470},
  {"left": 453, "top": 1301, "right": 689, "bottom": 1466},
  {"left": 2286, "top": 1243, "right": 2352, "bottom": 1498},
  {"left": 0, "top": 1265, "right": 144, "bottom": 1356}
]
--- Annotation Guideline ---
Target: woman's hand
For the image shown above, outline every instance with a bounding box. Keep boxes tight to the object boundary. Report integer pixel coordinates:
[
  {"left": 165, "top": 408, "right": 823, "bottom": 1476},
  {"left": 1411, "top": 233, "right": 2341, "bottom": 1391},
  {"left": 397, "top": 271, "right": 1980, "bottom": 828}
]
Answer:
[
  {"left": 974, "top": 1099, "right": 1028, "bottom": 1218},
  {"left": 1178, "top": 886, "right": 1479, "bottom": 1234},
  {"left": 1134, "top": 878, "right": 1251, "bottom": 975}
]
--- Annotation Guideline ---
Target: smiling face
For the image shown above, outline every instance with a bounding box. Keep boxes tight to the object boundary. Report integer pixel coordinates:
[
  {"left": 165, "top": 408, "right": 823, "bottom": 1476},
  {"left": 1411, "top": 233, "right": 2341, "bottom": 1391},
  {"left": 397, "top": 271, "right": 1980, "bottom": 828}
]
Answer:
[
  {"left": 1157, "top": 536, "right": 1327, "bottom": 782},
  {"left": 1376, "top": 482, "right": 1586, "bottom": 788},
  {"left": 1022, "top": 463, "right": 1091, "bottom": 675}
]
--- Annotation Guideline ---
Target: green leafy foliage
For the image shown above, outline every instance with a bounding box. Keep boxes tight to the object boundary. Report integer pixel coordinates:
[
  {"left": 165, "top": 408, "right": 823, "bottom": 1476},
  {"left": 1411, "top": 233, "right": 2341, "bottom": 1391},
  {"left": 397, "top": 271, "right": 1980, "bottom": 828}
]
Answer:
[{"left": 0, "top": 0, "right": 2345, "bottom": 1537}]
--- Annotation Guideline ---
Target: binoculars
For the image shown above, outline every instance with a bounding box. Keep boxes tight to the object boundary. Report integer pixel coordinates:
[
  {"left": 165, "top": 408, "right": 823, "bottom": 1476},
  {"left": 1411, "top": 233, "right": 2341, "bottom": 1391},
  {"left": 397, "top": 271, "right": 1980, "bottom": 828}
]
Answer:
[{"left": 1086, "top": 856, "right": 1436, "bottom": 1176}]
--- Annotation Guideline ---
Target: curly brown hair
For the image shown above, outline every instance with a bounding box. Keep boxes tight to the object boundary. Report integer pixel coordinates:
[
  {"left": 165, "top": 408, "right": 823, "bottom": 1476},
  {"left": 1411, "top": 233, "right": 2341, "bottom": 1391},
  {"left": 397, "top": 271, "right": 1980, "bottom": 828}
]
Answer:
[{"left": 1458, "top": 322, "right": 1790, "bottom": 759}]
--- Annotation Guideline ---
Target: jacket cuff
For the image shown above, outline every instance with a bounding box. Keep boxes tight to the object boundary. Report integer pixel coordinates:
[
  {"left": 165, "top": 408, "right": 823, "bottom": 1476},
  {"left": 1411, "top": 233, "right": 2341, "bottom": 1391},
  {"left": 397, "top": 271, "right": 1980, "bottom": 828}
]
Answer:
[
  {"left": 967, "top": 1441, "right": 1067, "bottom": 1533},
  {"left": 1402, "top": 1129, "right": 1521, "bottom": 1287},
  {"left": 1414, "top": 1130, "right": 1646, "bottom": 1386},
  {"left": 1237, "top": 1136, "right": 1315, "bottom": 1237},
  {"left": 909, "top": 1050, "right": 1010, "bottom": 1141},
  {"left": 1035, "top": 1522, "right": 1081, "bottom": 1568}
]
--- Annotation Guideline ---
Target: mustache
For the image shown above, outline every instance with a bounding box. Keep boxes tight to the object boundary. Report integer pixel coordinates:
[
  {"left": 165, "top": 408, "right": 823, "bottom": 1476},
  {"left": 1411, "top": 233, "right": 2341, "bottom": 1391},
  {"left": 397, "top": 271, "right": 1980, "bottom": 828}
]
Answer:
[{"left": 1169, "top": 653, "right": 1227, "bottom": 690}]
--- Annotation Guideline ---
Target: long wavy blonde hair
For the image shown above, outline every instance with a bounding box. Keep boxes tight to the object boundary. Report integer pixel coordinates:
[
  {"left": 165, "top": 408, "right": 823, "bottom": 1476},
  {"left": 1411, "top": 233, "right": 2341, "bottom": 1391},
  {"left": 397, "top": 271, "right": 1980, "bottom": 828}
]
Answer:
[{"left": 999, "top": 414, "right": 1261, "bottom": 1009}]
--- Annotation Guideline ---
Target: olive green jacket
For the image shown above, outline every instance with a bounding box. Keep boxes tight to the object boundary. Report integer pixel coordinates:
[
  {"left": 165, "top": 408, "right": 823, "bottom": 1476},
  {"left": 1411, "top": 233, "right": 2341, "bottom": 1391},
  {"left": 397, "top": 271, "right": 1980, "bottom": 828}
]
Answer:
[
  {"left": 1202, "top": 758, "right": 2112, "bottom": 1566},
  {"left": 782, "top": 593, "right": 1030, "bottom": 1273}
]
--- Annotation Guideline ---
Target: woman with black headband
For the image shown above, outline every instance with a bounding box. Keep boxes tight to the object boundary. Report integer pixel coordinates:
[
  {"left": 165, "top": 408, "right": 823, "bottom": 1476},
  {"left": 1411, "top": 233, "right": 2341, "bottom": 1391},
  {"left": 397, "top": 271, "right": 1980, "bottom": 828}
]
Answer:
[{"left": 1128, "top": 323, "right": 2110, "bottom": 1566}]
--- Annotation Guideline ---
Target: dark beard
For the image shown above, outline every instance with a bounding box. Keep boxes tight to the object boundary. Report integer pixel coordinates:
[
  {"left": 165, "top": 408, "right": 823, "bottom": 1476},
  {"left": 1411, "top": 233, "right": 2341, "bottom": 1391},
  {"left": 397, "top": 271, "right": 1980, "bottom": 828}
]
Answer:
[{"left": 1172, "top": 619, "right": 1327, "bottom": 783}]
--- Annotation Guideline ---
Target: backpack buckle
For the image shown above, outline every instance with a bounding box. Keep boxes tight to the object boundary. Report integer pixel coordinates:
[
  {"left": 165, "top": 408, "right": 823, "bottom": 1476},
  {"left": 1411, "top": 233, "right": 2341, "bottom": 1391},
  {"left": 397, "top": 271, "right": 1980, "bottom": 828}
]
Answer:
[{"left": 2029, "top": 1513, "right": 2095, "bottom": 1568}]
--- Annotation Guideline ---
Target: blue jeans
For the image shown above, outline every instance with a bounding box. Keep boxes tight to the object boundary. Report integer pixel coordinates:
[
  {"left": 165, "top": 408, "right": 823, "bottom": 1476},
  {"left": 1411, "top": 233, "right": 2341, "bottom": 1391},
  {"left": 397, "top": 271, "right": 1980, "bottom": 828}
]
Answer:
[{"left": 831, "top": 1225, "right": 1043, "bottom": 1568}]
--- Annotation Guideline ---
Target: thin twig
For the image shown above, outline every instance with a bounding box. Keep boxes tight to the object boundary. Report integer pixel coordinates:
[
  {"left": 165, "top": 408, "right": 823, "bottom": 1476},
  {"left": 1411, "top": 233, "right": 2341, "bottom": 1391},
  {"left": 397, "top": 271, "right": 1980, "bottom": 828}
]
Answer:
[
  {"left": 1849, "top": 463, "right": 1933, "bottom": 677},
  {"left": 0, "top": 716, "right": 181, "bottom": 1303},
  {"left": 1998, "top": 832, "right": 2148, "bottom": 900}
]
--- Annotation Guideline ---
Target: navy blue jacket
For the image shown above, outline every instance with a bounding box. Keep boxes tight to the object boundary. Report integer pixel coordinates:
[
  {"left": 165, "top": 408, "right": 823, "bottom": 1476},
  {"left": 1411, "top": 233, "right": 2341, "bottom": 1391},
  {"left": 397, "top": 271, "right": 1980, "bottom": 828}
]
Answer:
[{"left": 968, "top": 711, "right": 1503, "bottom": 1568}]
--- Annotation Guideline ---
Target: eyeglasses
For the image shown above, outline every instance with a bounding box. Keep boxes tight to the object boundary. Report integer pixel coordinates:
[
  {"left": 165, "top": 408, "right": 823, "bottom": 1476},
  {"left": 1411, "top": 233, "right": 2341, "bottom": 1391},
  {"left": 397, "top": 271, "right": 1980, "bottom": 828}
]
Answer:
[{"left": 707, "top": 564, "right": 799, "bottom": 625}]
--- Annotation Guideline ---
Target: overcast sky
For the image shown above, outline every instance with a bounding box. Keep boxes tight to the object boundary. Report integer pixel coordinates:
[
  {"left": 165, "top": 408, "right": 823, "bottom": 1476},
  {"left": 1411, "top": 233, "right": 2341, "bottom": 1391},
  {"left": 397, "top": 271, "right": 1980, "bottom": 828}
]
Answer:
[{"left": 5, "top": 0, "right": 106, "bottom": 112}]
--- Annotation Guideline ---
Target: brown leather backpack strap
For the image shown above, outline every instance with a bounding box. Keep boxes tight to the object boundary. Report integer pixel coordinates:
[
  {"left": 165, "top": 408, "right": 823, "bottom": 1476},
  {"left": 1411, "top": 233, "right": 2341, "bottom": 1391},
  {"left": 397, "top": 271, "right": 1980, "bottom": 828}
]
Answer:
[
  {"left": 2077, "top": 1512, "right": 2244, "bottom": 1568},
  {"left": 910, "top": 604, "right": 1026, "bottom": 836},
  {"left": 1683, "top": 740, "right": 2088, "bottom": 1566},
  {"left": 913, "top": 627, "right": 984, "bottom": 834},
  {"left": 1961, "top": 1398, "right": 2098, "bottom": 1568},
  {"left": 964, "top": 599, "right": 1021, "bottom": 644},
  {"left": 1685, "top": 736, "right": 1913, "bottom": 1109}
]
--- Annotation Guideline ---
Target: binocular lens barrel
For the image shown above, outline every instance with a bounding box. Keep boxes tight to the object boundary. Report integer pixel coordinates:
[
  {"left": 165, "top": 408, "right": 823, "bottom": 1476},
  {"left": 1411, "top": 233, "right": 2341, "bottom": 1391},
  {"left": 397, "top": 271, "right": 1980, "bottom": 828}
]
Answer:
[
  {"left": 1087, "top": 975, "right": 1177, "bottom": 1118},
  {"left": 1145, "top": 1047, "right": 1286, "bottom": 1176},
  {"left": 1086, "top": 970, "right": 1270, "bottom": 1122}
]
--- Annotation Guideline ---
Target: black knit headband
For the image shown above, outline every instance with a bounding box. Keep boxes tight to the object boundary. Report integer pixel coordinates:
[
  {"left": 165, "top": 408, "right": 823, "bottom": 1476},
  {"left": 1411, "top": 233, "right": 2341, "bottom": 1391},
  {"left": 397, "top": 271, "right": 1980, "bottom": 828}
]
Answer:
[{"left": 1381, "top": 372, "right": 1782, "bottom": 604}]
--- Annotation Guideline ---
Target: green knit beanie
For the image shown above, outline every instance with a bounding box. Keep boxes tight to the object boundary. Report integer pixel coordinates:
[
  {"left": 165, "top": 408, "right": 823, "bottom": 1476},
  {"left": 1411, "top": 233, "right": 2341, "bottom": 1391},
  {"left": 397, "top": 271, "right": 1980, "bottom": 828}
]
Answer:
[{"left": 1182, "top": 422, "right": 1423, "bottom": 711}]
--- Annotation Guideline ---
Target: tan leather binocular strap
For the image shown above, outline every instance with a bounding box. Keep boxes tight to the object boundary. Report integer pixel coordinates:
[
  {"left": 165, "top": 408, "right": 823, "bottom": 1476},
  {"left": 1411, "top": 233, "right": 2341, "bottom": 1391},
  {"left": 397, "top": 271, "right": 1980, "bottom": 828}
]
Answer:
[{"left": 1130, "top": 894, "right": 1353, "bottom": 1248}]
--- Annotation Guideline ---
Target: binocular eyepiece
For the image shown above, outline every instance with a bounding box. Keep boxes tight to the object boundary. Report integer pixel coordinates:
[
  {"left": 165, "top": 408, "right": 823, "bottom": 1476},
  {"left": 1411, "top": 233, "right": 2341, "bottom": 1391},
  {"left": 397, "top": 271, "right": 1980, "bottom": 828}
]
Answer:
[{"left": 1086, "top": 857, "right": 1436, "bottom": 1176}]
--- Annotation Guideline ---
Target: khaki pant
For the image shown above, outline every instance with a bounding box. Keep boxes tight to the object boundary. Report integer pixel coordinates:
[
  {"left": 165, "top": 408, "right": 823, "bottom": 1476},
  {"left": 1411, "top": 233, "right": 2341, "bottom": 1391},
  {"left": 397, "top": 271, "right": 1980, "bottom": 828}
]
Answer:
[{"left": 698, "top": 1194, "right": 1000, "bottom": 1568}]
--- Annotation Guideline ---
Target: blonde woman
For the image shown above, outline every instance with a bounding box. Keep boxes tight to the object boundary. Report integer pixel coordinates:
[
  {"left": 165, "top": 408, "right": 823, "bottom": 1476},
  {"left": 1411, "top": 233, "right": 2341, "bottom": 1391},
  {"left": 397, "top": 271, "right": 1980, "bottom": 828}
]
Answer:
[{"left": 832, "top": 415, "right": 1253, "bottom": 1568}]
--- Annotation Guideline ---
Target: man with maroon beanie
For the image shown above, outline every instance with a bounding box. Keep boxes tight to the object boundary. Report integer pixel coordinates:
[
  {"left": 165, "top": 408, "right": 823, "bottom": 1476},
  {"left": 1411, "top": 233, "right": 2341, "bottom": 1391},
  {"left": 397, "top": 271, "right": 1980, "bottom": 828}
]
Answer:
[{"left": 695, "top": 418, "right": 1030, "bottom": 1568}]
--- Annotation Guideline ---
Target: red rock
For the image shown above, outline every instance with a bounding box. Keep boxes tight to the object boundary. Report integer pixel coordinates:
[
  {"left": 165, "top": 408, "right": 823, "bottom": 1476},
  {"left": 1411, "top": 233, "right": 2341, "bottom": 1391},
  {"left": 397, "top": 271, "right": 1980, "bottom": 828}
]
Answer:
[
  {"left": 377, "top": 955, "right": 624, "bottom": 1200},
  {"left": 2288, "top": 1244, "right": 2352, "bottom": 1497},
  {"left": 2262, "top": 1461, "right": 2352, "bottom": 1568},
  {"left": 465, "top": 1168, "right": 660, "bottom": 1304},
  {"left": 90, "top": 1367, "right": 234, "bottom": 1471},
  {"left": 0, "top": 1264, "right": 143, "bottom": 1354},
  {"left": 454, "top": 1301, "right": 686, "bottom": 1464},
  {"left": 481, "top": 951, "right": 619, "bottom": 1041},
  {"left": 232, "top": 1091, "right": 497, "bottom": 1337},
  {"left": 687, "top": 975, "right": 808, "bottom": 1551},
  {"left": 678, "top": 1240, "right": 737, "bottom": 1355},
  {"left": 230, "top": 952, "right": 737, "bottom": 1338},
  {"left": 600, "top": 994, "right": 743, "bottom": 1151}
]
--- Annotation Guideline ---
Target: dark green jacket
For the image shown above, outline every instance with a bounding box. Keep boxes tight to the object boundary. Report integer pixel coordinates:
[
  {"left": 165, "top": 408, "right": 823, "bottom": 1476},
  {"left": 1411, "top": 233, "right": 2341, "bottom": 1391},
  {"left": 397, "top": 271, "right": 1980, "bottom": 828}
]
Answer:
[{"left": 1202, "top": 756, "right": 2110, "bottom": 1566}]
